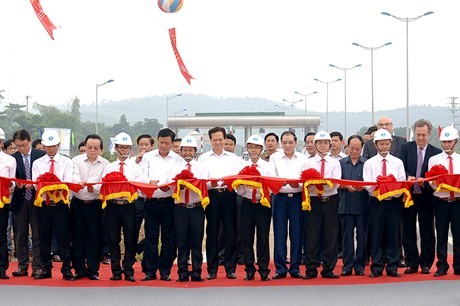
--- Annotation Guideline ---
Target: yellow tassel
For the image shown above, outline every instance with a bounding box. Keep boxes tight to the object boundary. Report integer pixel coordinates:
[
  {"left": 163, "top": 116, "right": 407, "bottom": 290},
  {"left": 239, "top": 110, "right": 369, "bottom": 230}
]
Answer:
[
  {"left": 301, "top": 179, "right": 333, "bottom": 211},
  {"left": 34, "top": 184, "right": 71, "bottom": 207},
  {"left": 100, "top": 191, "right": 138, "bottom": 209},
  {"left": 176, "top": 179, "right": 209, "bottom": 208},
  {"left": 436, "top": 183, "right": 460, "bottom": 195},
  {"left": 373, "top": 188, "right": 413, "bottom": 208},
  {"left": 231, "top": 179, "right": 271, "bottom": 208}
]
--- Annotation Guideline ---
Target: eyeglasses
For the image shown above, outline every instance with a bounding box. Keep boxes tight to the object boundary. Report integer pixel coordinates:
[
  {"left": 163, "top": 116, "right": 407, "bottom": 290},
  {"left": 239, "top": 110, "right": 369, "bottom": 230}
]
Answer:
[
  {"left": 377, "top": 122, "right": 393, "bottom": 127},
  {"left": 117, "top": 146, "right": 131, "bottom": 150}
]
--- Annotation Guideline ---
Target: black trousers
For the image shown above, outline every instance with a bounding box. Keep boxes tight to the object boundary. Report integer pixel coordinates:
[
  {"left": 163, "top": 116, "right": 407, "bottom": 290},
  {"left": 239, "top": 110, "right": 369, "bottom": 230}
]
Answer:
[
  {"left": 70, "top": 198, "right": 103, "bottom": 276},
  {"left": 37, "top": 202, "right": 72, "bottom": 274},
  {"left": 174, "top": 204, "right": 204, "bottom": 279},
  {"left": 0, "top": 206, "right": 9, "bottom": 274},
  {"left": 105, "top": 202, "right": 136, "bottom": 277},
  {"left": 13, "top": 198, "right": 41, "bottom": 271},
  {"left": 368, "top": 197, "right": 402, "bottom": 274},
  {"left": 434, "top": 198, "right": 460, "bottom": 272},
  {"left": 143, "top": 197, "right": 175, "bottom": 277},
  {"left": 241, "top": 198, "right": 271, "bottom": 276},
  {"left": 134, "top": 197, "right": 146, "bottom": 254},
  {"left": 403, "top": 193, "right": 435, "bottom": 269},
  {"left": 205, "top": 190, "right": 237, "bottom": 274},
  {"left": 340, "top": 214, "right": 368, "bottom": 274},
  {"left": 305, "top": 195, "right": 339, "bottom": 275}
]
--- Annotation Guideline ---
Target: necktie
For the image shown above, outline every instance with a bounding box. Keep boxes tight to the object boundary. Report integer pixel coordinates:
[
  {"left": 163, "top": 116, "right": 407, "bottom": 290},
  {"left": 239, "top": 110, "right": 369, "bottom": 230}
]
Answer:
[
  {"left": 320, "top": 158, "right": 325, "bottom": 176},
  {"left": 413, "top": 148, "right": 424, "bottom": 194},
  {"left": 184, "top": 163, "right": 191, "bottom": 203},
  {"left": 119, "top": 161, "right": 125, "bottom": 174},
  {"left": 448, "top": 156, "right": 454, "bottom": 198},
  {"left": 251, "top": 164, "right": 258, "bottom": 203},
  {"left": 23, "top": 154, "right": 32, "bottom": 201},
  {"left": 49, "top": 158, "right": 55, "bottom": 173},
  {"left": 382, "top": 158, "right": 387, "bottom": 176}
]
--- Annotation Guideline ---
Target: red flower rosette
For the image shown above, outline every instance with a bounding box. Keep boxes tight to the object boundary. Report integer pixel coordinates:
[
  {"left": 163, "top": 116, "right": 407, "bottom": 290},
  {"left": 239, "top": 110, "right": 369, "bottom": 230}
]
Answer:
[
  {"left": 373, "top": 174, "right": 413, "bottom": 208},
  {"left": 174, "top": 169, "right": 195, "bottom": 180},
  {"left": 172, "top": 169, "right": 210, "bottom": 208},
  {"left": 425, "top": 164, "right": 448, "bottom": 178},
  {"left": 426, "top": 164, "right": 460, "bottom": 195},
  {"left": 300, "top": 168, "right": 333, "bottom": 211},
  {"left": 100, "top": 171, "right": 138, "bottom": 209},
  {"left": 231, "top": 165, "right": 272, "bottom": 207},
  {"left": 34, "top": 172, "right": 71, "bottom": 207},
  {"left": 239, "top": 164, "right": 261, "bottom": 176}
]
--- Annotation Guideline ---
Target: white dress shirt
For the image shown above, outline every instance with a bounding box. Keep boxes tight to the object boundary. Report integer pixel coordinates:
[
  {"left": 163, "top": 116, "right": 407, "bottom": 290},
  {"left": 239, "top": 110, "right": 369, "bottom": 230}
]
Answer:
[
  {"left": 269, "top": 150, "right": 308, "bottom": 193},
  {"left": 236, "top": 158, "right": 273, "bottom": 201},
  {"left": 175, "top": 159, "right": 203, "bottom": 204},
  {"left": 428, "top": 151, "right": 460, "bottom": 198},
  {"left": 198, "top": 149, "right": 244, "bottom": 189},
  {"left": 0, "top": 152, "right": 17, "bottom": 198},
  {"left": 72, "top": 154, "right": 109, "bottom": 200},
  {"left": 363, "top": 153, "right": 406, "bottom": 196},
  {"left": 304, "top": 154, "right": 341, "bottom": 196},
  {"left": 142, "top": 149, "right": 183, "bottom": 198}
]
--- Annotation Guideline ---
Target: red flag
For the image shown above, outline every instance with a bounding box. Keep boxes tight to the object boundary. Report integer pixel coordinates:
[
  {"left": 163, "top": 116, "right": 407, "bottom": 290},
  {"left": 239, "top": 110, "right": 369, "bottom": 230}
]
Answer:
[
  {"left": 30, "top": 0, "right": 57, "bottom": 40},
  {"left": 169, "top": 28, "right": 194, "bottom": 84},
  {"left": 438, "top": 125, "right": 442, "bottom": 138}
]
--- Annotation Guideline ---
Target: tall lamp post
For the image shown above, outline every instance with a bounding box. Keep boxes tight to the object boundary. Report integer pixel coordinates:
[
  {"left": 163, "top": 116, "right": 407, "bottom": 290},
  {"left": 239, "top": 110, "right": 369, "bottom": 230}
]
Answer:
[
  {"left": 313, "top": 78, "right": 341, "bottom": 131},
  {"left": 174, "top": 108, "right": 187, "bottom": 116},
  {"left": 329, "top": 64, "right": 361, "bottom": 139},
  {"left": 275, "top": 104, "right": 288, "bottom": 114},
  {"left": 381, "top": 11, "right": 433, "bottom": 140},
  {"left": 95, "top": 79, "right": 114, "bottom": 134},
  {"left": 282, "top": 98, "right": 303, "bottom": 115},
  {"left": 165, "top": 93, "right": 182, "bottom": 126},
  {"left": 352, "top": 42, "right": 392, "bottom": 125},
  {"left": 294, "top": 91, "right": 318, "bottom": 116}
]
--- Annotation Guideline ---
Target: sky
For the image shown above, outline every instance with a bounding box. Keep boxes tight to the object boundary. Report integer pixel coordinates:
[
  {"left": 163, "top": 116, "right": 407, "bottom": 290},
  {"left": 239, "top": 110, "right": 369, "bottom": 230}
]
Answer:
[{"left": 0, "top": 0, "right": 459, "bottom": 117}]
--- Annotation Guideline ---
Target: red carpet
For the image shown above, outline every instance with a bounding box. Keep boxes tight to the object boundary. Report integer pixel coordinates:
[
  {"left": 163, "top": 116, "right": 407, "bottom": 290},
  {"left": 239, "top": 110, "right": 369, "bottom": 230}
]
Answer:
[{"left": 1, "top": 257, "right": 459, "bottom": 288}]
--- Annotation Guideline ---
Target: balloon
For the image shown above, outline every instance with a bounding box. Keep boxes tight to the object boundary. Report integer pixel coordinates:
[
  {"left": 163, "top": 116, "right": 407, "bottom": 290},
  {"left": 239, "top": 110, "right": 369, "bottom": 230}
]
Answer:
[{"left": 158, "top": 0, "right": 184, "bottom": 13}]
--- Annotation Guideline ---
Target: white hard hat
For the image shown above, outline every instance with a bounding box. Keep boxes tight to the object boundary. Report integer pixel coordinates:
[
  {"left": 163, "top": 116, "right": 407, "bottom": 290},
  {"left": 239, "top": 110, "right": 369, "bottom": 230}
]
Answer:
[
  {"left": 314, "top": 130, "right": 332, "bottom": 142},
  {"left": 373, "top": 128, "right": 393, "bottom": 142},
  {"left": 0, "top": 128, "right": 5, "bottom": 140},
  {"left": 246, "top": 134, "right": 264, "bottom": 147},
  {"left": 114, "top": 132, "right": 133, "bottom": 146},
  {"left": 439, "top": 126, "right": 459, "bottom": 141},
  {"left": 41, "top": 130, "right": 60, "bottom": 146},
  {"left": 180, "top": 135, "right": 197, "bottom": 148}
]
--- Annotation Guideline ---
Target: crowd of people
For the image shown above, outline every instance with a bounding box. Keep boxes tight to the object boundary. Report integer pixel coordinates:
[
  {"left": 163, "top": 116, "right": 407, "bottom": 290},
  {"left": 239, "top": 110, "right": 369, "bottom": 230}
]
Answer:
[{"left": 0, "top": 114, "right": 458, "bottom": 283}]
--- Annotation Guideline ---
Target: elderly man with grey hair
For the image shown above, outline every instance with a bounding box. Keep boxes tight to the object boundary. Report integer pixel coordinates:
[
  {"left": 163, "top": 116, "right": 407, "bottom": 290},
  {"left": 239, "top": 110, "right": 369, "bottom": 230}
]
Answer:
[{"left": 362, "top": 116, "right": 406, "bottom": 159}]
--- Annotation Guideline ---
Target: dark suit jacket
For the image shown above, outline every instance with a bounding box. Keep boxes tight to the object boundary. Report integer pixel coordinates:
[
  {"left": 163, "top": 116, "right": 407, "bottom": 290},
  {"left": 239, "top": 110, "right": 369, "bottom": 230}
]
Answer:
[
  {"left": 362, "top": 135, "right": 407, "bottom": 159},
  {"left": 398, "top": 141, "right": 442, "bottom": 193},
  {"left": 10, "top": 148, "right": 46, "bottom": 213}
]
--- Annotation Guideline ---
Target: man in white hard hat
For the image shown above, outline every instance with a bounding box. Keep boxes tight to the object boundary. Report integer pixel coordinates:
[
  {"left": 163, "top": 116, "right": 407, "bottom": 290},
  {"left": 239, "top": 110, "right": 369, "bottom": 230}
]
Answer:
[
  {"left": 236, "top": 135, "right": 272, "bottom": 281},
  {"left": 174, "top": 135, "right": 205, "bottom": 282},
  {"left": 102, "top": 132, "right": 147, "bottom": 282},
  {"left": 363, "top": 129, "right": 406, "bottom": 278},
  {"left": 0, "top": 128, "right": 17, "bottom": 279},
  {"left": 303, "top": 131, "right": 342, "bottom": 280},
  {"left": 428, "top": 125, "right": 460, "bottom": 277},
  {"left": 32, "top": 130, "right": 75, "bottom": 281}
]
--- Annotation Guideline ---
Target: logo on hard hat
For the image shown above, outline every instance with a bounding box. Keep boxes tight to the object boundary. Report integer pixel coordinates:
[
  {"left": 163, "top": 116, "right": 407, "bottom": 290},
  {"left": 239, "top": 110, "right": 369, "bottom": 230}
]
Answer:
[
  {"left": 49, "top": 136, "right": 54, "bottom": 140},
  {"left": 187, "top": 139, "right": 192, "bottom": 143},
  {"left": 123, "top": 137, "right": 128, "bottom": 141},
  {"left": 445, "top": 133, "right": 450, "bottom": 137},
  {"left": 320, "top": 133, "right": 325, "bottom": 137}
]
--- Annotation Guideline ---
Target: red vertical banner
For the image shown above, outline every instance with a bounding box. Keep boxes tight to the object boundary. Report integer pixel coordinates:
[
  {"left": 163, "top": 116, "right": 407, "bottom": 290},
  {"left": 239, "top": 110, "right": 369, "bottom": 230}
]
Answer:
[
  {"left": 30, "top": 0, "right": 57, "bottom": 40},
  {"left": 169, "top": 28, "right": 194, "bottom": 84}
]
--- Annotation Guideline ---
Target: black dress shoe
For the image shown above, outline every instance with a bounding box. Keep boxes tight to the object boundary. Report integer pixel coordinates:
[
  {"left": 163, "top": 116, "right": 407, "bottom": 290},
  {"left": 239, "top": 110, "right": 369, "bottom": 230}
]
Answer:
[
  {"left": 31, "top": 269, "right": 40, "bottom": 278},
  {"left": 355, "top": 271, "right": 365, "bottom": 276},
  {"left": 404, "top": 266, "right": 418, "bottom": 274},
  {"left": 434, "top": 270, "right": 447, "bottom": 277},
  {"left": 290, "top": 272, "right": 303, "bottom": 279},
  {"left": 110, "top": 274, "right": 122, "bottom": 281},
  {"left": 369, "top": 272, "right": 382, "bottom": 278},
  {"left": 207, "top": 273, "right": 217, "bottom": 280},
  {"left": 160, "top": 275, "right": 171, "bottom": 281},
  {"left": 322, "top": 272, "right": 340, "bottom": 279},
  {"left": 341, "top": 271, "right": 352, "bottom": 276},
  {"left": 63, "top": 273, "right": 76, "bottom": 281},
  {"left": 261, "top": 275, "right": 270, "bottom": 281},
  {"left": 141, "top": 274, "right": 157, "bottom": 281},
  {"left": 226, "top": 272, "right": 236, "bottom": 279},
  {"left": 101, "top": 256, "right": 111, "bottom": 265},
  {"left": 88, "top": 275, "right": 99, "bottom": 280},
  {"left": 338, "top": 252, "right": 343, "bottom": 259},
  {"left": 237, "top": 259, "right": 245, "bottom": 266},
  {"left": 176, "top": 276, "right": 189, "bottom": 282},
  {"left": 0, "top": 273, "right": 10, "bottom": 280},
  {"left": 74, "top": 274, "right": 88, "bottom": 280},
  {"left": 454, "top": 270, "right": 460, "bottom": 276},
  {"left": 125, "top": 275, "right": 136, "bottom": 282},
  {"left": 303, "top": 272, "right": 318, "bottom": 279},
  {"left": 191, "top": 277, "right": 205, "bottom": 282},
  {"left": 421, "top": 266, "right": 430, "bottom": 274},
  {"left": 244, "top": 274, "right": 255, "bottom": 281},
  {"left": 397, "top": 259, "right": 406, "bottom": 268},
  {"left": 34, "top": 271, "right": 52, "bottom": 280},
  {"left": 272, "top": 273, "right": 287, "bottom": 279},
  {"left": 387, "top": 271, "right": 401, "bottom": 277},
  {"left": 12, "top": 269, "right": 28, "bottom": 277}
]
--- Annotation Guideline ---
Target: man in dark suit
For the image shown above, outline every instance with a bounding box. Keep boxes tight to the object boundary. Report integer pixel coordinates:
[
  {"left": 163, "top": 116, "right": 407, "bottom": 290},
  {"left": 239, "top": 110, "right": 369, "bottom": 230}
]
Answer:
[
  {"left": 10, "top": 129, "right": 45, "bottom": 277},
  {"left": 362, "top": 116, "right": 406, "bottom": 159},
  {"left": 398, "top": 119, "right": 442, "bottom": 274}
]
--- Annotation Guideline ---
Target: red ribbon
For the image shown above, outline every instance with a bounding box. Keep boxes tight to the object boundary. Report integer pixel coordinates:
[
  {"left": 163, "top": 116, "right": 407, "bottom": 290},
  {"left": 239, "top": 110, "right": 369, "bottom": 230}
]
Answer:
[
  {"left": 30, "top": 0, "right": 57, "bottom": 40},
  {"left": 169, "top": 27, "right": 194, "bottom": 84}
]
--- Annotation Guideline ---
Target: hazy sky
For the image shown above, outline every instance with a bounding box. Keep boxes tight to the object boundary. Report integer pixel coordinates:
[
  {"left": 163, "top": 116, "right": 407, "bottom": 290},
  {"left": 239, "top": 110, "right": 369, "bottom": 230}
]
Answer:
[{"left": 0, "top": 0, "right": 458, "bottom": 115}]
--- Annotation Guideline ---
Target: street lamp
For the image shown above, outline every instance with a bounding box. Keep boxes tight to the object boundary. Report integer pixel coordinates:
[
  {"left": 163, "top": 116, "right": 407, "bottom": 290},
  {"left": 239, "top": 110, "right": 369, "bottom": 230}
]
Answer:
[
  {"left": 329, "top": 64, "right": 361, "bottom": 139},
  {"left": 294, "top": 91, "right": 318, "bottom": 116},
  {"left": 352, "top": 42, "right": 392, "bottom": 125},
  {"left": 165, "top": 94, "right": 182, "bottom": 126},
  {"left": 314, "top": 78, "right": 341, "bottom": 131},
  {"left": 174, "top": 108, "right": 187, "bottom": 116},
  {"left": 381, "top": 10, "right": 433, "bottom": 140},
  {"left": 282, "top": 98, "right": 303, "bottom": 115},
  {"left": 275, "top": 104, "right": 288, "bottom": 114},
  {"left": 95, "top": 79, "right": 114, "bottom": 134}
]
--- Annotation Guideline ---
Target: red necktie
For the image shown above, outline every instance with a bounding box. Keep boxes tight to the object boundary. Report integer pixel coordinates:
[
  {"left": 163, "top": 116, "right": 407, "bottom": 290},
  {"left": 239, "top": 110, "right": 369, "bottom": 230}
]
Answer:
[
  {"left": 185, "top": 163, "right": 191, "bottom": 203},
  {"left": 119, "top": 161, "right": 125, "bottom": 174},
  {"left": 320, "top": 158, "right": 325, "bottom": 176},
  {"left": 382, "top": 158, "right": 387, "bottom": 176},
  {"left": 448, "top": 156, "right": 454, "bottom": 198},
  {"left": 49, "top": 158, "right": 55, "bottom": 173},
  {"left": 251, "top": 164, "right": 258, "bottom": 203}
]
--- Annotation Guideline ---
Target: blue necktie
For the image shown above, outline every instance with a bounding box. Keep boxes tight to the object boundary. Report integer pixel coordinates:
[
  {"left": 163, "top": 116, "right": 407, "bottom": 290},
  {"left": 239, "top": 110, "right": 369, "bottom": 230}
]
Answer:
[{"left": 23, "top": 154, "right": 32, "bottom": 201}]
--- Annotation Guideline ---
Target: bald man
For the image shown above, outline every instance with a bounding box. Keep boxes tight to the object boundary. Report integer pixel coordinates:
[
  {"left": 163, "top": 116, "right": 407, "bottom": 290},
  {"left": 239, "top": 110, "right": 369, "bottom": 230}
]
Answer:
[{"left": 362, "top": 116, "right": 406, "bottom": 159}]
